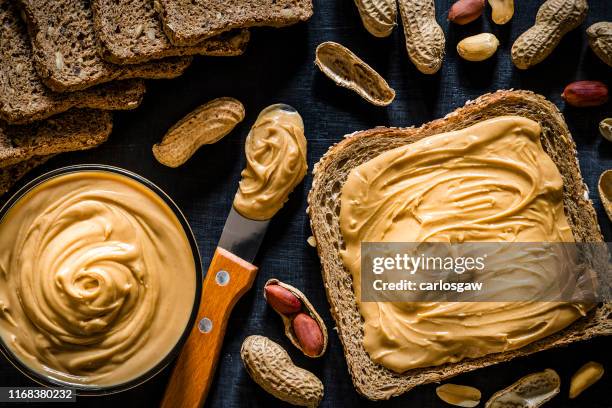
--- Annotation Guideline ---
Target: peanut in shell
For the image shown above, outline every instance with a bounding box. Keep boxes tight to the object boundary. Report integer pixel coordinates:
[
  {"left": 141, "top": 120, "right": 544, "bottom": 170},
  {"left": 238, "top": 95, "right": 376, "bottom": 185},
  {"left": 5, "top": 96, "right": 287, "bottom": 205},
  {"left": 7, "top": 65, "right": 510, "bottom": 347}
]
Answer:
[
  {"left": 353, "top": 0, "right": 397, "bottom": 38},
  {"left": 511, "top": 0, "right": 588, "bottom": 70},
  {"left": 152, "top": 97, "right": 244, "bottom": 167},
  {"left": 241, "top": 335, "right": 323, "bottom": 407},
  {"left": 264, "top": 279, "right": 328, "bottom": 358},
  {"left": 398, "top": 0, "right": 445, "bottom": 74}
]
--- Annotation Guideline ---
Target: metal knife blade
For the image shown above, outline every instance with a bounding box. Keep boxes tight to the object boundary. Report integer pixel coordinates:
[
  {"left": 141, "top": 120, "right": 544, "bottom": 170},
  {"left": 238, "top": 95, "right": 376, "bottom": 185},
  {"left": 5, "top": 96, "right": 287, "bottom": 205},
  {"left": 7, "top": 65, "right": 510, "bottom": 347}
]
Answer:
[{"left": 217, "top": 207, "right": 270, "bottom": 264}]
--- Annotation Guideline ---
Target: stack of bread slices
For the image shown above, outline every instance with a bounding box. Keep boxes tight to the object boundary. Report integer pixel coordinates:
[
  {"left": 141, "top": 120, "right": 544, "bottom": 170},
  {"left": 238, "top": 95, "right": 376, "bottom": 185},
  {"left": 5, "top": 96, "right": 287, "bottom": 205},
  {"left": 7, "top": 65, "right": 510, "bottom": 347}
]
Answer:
[{"left": 0, "top": 0, "right": 313, "bottom": 195}]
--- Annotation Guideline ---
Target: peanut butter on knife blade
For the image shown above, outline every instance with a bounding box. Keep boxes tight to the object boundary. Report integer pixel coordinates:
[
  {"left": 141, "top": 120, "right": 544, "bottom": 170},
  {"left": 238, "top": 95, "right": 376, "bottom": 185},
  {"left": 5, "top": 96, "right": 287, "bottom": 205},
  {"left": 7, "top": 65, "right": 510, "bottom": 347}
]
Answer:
[{"left": 233, "top": 104, "right": 308, "bottom": 220}]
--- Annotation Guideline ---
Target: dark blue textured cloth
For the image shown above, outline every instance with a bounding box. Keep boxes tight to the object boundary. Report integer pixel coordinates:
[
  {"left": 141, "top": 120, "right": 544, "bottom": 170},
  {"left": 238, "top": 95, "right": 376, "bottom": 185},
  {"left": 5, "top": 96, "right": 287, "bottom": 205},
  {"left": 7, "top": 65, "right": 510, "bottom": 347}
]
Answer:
[{"left": 0, "top": 0, "right": 610, "bottom": 406}]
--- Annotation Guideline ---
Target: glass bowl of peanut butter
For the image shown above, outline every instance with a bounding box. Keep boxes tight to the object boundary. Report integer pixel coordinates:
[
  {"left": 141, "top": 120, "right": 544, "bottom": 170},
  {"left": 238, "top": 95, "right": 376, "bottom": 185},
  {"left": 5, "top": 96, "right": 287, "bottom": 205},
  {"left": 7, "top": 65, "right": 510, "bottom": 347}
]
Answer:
[{"left": 0, "top": 164, "right": 202, "bottom": 395}]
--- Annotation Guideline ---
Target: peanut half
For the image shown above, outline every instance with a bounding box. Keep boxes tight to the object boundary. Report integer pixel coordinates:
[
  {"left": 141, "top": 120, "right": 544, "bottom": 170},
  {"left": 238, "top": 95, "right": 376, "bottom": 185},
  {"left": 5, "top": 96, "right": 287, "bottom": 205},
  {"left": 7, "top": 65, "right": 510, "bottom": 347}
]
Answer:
[
  {"left": 152, "top": 97, "right": 245, "bottom": 167},
  {"left": 353, "top": 0, "right": 397, "bottom": 38},
  {"left": 448, "top": 0, "right": 485, "bottom": 26},
  {"left": 398, "top": 0, "right": 445, "bottom": 74},
  {"left": 292, "top": 313, "right": 324, "bottom": 357},
  {"left": 511, "top": 0, "right": 588, "bottom": 70},
  {"left": 562, "top": 81, "right": 609, "bottom": 107},
  {"left": 436, "top": 384, "right": 481, "bottom": 407},
  {"left": 485, "top": 369, "right": 560, "bottom": 408},
  {"left": 264, "top": 279, "right": 328, "bottom": 357},
  {"left": 265, "top": 284, "right": 302, "bottom": 315},
  {"left": 488, "top": 0, "right": 514, "bottom": 25},
  {"left": 587, "top": 22, "right": 612, "bottom": 68},
  {"left": 241, "top": 335, "right": 324, "bottom": 407},
  {"left": 315, "top": 41, "right": 395, "bottom": 106},
  {"left": 457, "top": 33, "right": 499, "bottom": 62},
  {"left": 569, "top": 361, "right": 604, "bottom": 399}
]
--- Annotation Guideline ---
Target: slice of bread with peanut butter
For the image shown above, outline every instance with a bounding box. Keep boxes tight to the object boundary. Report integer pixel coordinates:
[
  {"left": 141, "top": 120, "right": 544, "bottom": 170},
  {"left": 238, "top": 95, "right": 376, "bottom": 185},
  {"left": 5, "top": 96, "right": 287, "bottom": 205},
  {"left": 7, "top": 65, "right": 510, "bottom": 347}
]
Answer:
[{"left": 307, "top": 90, "right": 612, "bottom": 400}]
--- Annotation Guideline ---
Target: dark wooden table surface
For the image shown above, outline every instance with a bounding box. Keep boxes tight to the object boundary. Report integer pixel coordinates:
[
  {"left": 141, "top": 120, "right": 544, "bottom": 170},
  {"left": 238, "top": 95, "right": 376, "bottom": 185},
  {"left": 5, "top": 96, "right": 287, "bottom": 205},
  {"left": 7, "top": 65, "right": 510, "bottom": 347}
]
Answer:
[{"left": 1, "top": 0, "right": 610, "bottom": 407}]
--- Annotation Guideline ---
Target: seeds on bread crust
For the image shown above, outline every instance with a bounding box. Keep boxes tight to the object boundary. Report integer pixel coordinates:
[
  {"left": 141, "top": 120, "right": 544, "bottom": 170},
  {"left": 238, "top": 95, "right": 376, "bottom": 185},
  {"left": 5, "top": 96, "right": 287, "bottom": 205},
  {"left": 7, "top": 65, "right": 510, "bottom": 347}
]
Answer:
[
  {"left": 0, "top": 0, "right": 145, "bottom": 124},
  {"left": 91, "top": 0, "right": 250, "bottom": 64},
  {"left": 17, "top": 0, "right": 193, "bottom": 92},
  {"left": 156, "top": 0, "right": 313, "bottom": 47},
  {"left": 398, "top": 0, "right": 445, "bottom": 74},
  {"left": 353, "top": 0, "right": 397, "bottom": 38},
  {"left": 264, "top": 279, "right": 328, "bottom": 358},
  {"left": 0, "top": 109, "right": 112, "bottom": 169},
  {"left": 485, "top": 369, "right": 560, "bottom": 408},
  {"left": 152, "top": 97, "right": 244, "bottom": 168},
  {"left": 315, "top": 41, "right": 395, "bottom": 106}
]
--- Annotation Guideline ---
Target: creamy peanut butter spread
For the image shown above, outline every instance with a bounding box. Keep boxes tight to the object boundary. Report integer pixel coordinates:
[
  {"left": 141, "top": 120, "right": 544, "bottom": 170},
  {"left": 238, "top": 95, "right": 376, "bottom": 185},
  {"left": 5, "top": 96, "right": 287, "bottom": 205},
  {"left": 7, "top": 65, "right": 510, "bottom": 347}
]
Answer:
[
  {"left": 233, "top": 104, "right": 308, "bottom": 220},
  {"left": 0, "top": 171, "right": 196, "bottom": 387},
  {"left": 339, "top": 116, "right": 589, "bottom": 373}
]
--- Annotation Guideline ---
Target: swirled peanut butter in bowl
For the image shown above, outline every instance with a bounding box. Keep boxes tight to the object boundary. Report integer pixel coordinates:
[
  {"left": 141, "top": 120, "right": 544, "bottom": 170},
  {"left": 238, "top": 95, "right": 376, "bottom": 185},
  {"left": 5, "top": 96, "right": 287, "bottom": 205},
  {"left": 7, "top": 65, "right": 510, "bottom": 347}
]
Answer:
[{"left": 0, "top": 167, "right": 199, "bottom": 390}]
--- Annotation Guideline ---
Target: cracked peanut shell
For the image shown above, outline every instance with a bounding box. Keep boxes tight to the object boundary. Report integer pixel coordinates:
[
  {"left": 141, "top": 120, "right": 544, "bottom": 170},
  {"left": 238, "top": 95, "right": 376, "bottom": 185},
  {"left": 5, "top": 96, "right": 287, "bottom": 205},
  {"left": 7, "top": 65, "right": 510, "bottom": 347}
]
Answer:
[
  {"left": 241, "top": 335, "right": 324, "bottom": 407},
  {"left": 485, "top": 369, "right": 560, "bottom": 408},
  {"left": 511, "top": 0, "right": 588, "bottom": 70},
  {"left": 264, "top": 279, "right": 328, "bottom": 358},
  {"left": 398, "top": 0, "right": 445, "bottom": 74},
  {"left": 315, "top": 41, "right": 395, "bottom": 106}
]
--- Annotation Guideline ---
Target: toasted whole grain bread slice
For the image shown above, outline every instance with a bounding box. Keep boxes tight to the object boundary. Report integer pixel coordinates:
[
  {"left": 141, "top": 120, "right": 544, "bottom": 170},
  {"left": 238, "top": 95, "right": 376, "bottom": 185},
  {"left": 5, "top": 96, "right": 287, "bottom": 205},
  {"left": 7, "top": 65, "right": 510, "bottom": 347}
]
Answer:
[
  {"left": 0, "top": 0, "right": 145, "bottom": 124},
  {"left": 307, "top": 90, "right": 612, "bottom": 400},
  {"left": 16, "top": 0, "right": 192, "bottom": 92},
  {"left": 0, "top": 109, "right": 112, "bottom": 169},
  {"left": 0, "top": 155, "right": 53, "bottom": 196},
  {"left": 91, "top": 0, "right": 249, "bottom": 64},
  {"left": 156, "top": 0, "right": 313, "bottom": 46}
]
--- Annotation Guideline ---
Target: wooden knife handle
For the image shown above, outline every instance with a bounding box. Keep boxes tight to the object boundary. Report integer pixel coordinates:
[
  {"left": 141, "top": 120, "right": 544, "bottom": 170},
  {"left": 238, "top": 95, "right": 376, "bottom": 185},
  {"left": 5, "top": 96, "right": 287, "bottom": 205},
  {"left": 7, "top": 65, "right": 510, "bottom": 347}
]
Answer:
[{"left": 161, "top": 247, "right": 258, "bottom": 408}]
